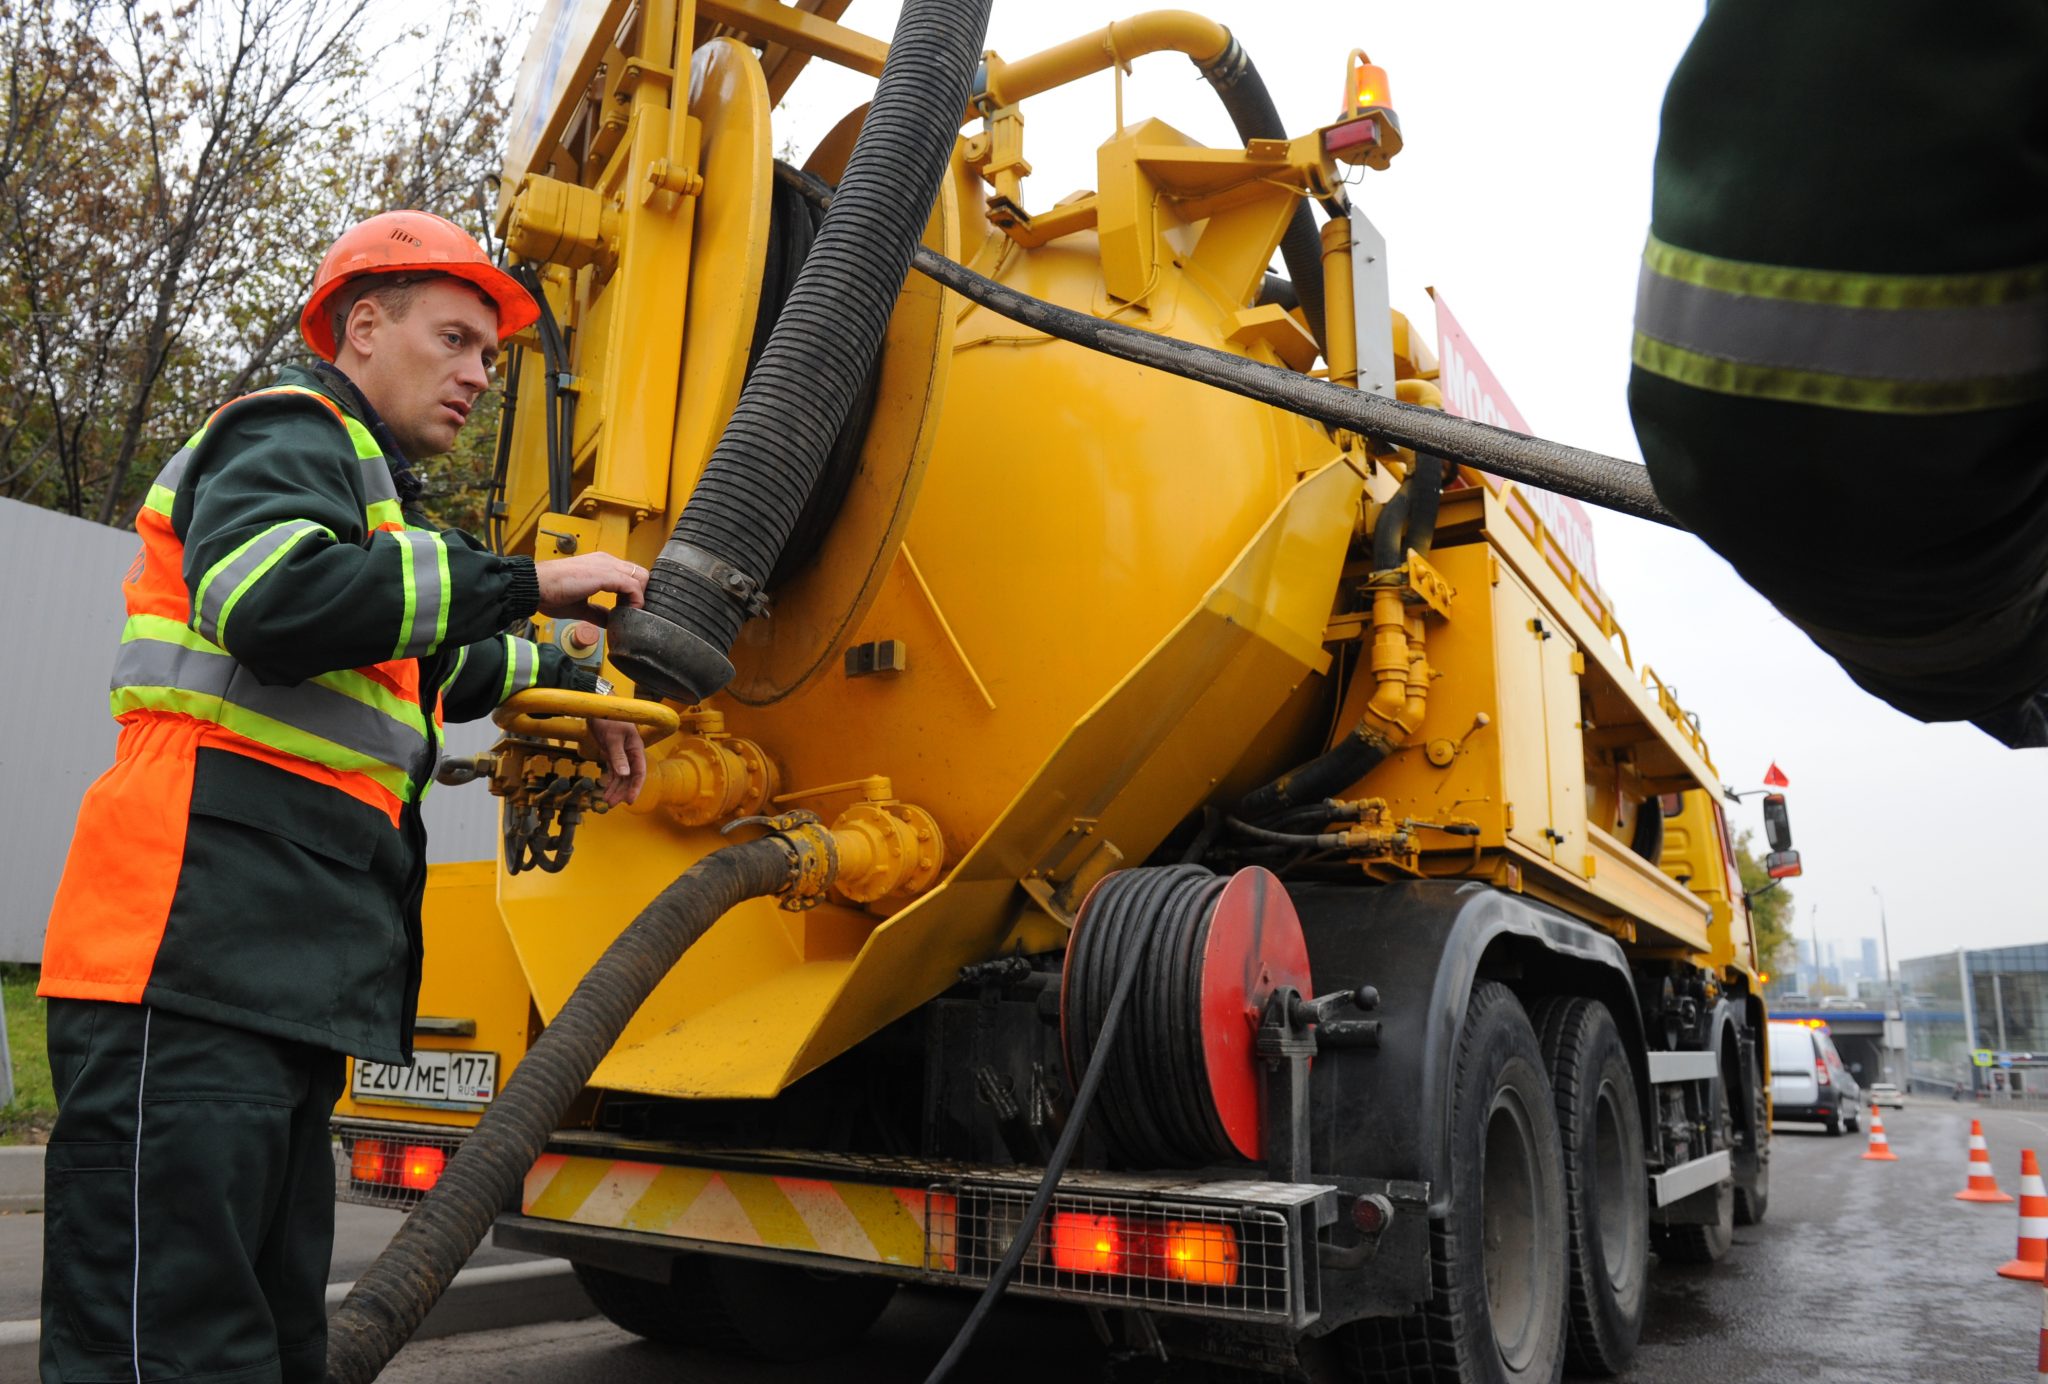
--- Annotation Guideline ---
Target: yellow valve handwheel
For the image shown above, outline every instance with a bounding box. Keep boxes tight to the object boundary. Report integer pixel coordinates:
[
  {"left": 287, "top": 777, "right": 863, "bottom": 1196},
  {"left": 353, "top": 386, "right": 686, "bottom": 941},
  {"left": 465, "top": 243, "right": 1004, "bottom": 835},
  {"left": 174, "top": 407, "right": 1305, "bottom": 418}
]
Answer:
[{"left": 492, "top": 688, "right": 681, "bottom": 749}]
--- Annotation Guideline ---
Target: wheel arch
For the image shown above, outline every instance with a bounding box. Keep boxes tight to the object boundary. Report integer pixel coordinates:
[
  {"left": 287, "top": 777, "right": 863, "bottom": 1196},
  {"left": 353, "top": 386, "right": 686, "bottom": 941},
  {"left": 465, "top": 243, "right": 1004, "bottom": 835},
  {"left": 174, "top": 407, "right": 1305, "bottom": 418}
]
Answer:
[{"left": 1289, "top": 880, "right": 1647, "bottom": 1219}]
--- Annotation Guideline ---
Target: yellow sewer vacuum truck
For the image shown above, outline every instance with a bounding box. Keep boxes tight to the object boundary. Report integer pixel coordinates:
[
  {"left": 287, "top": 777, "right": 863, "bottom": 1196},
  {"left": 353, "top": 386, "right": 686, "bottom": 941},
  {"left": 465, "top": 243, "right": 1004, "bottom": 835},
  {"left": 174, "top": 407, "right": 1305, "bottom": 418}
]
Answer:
[{"left": 324, "top": 5, "right": 1786, "bottom": 1382}]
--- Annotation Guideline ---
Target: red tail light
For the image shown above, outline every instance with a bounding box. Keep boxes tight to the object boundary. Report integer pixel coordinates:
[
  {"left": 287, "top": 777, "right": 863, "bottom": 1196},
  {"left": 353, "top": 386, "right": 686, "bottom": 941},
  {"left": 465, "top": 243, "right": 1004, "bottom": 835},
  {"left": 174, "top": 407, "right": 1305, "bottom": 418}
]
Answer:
[
  {"left": 350, "top": 1138, "right": 393, "bottom": 1185},
  {"left": 1815, "top": 1064, "right": 1831, "bottom": 1087},
  {"left": 1050, "top": 1212, "right": 1123, "bottom": 1275},
  {"left": 399, "top": 1144, "right": 447, "bottom": 1192}
]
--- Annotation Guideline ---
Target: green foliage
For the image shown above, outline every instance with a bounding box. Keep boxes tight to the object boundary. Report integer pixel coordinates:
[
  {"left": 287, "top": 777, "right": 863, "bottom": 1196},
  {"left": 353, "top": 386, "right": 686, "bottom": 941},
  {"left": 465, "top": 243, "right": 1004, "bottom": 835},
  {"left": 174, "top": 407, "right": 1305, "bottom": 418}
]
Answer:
[
  {"left": 0, "top": 0, "right": 518, "bottom": 527},
  {"left": 1735, "top": 828, "right": 1795, "bottom": 977},
  {"left": 2, "top": 962, "right": 53, "bottom": 1145}
]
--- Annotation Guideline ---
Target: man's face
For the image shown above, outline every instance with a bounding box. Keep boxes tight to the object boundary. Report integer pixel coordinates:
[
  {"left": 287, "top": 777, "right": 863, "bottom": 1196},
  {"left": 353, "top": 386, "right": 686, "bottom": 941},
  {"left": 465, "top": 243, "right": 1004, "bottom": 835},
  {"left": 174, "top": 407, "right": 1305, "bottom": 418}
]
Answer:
[{"left": 340, "top": 277, "right": 500, "bottom": 459}]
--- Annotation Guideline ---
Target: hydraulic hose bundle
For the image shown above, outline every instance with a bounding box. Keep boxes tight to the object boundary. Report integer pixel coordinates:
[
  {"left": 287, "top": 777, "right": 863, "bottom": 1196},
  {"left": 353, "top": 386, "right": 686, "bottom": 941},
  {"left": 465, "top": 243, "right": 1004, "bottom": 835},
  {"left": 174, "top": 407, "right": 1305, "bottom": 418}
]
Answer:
[{"left": 610, "top": 0, "right": 995, "bottom": 705}]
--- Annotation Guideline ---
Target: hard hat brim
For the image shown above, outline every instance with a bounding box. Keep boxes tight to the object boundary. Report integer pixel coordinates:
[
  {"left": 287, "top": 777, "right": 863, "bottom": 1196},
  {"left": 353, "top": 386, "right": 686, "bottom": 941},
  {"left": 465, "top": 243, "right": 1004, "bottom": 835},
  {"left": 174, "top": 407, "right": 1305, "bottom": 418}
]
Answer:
[{"left": 299, "top": 260, "right": 541, "bottom": 361}]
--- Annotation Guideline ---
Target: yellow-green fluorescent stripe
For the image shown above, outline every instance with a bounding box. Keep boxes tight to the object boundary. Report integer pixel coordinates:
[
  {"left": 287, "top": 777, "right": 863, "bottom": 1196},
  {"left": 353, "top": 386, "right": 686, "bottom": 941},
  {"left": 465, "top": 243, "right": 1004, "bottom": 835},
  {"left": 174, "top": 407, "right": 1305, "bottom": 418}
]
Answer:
[
  {"left": 441, "top": 640, "right": 470, "bottom": 692},
  {"left": 431, "top": 533, "right": 451, "bottom": 651},
  {"left": 1642, "top": 234, "right": 2048, "bottom": 311},
  {"left": 1634, "top": 234, "right": 2048, "bottom": 415},
  {"left": 1630, "top": 335, "right": 2048, "bottom": 416},
  {"left": 124, "top": 613, "right": 428, "bottom": 738},
  {"left": 212, "top": 521, "right": 331, "bottom": 647},
  {"left": 394, "top": 531, "right": 420, "bottom": 661},
  {"left": 108, "top": 684, "right": 415, "bottom": 801}
]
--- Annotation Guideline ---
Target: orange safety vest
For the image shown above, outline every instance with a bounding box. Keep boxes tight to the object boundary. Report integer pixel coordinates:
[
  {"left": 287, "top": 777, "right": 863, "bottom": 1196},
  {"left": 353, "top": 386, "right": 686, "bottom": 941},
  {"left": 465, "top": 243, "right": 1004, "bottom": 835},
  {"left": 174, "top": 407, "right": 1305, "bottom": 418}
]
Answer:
[{"left": 41, "top": 384, "right": 443, "bottom": 1004}]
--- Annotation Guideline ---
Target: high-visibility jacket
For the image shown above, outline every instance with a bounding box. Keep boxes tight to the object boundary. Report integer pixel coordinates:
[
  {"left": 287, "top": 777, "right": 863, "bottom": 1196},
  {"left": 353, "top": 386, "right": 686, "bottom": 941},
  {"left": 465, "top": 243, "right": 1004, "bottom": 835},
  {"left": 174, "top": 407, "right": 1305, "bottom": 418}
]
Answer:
[
  {"left": 39, "top": 365, "right": 585, "bottom": 1061},
  {"left": 1628, "top": 1, "right": 2048, "bottom": 742}
]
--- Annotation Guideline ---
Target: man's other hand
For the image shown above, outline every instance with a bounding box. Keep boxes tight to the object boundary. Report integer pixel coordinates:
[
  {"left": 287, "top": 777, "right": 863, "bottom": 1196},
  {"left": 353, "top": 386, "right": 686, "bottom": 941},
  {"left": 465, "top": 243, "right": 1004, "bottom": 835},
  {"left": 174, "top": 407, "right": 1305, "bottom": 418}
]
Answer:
[
  {"left": 536, "top": 553, "right": 648, "bottom": 625},
  {"left": 589, "top": 718, "right": 647, "bottom": 807}
]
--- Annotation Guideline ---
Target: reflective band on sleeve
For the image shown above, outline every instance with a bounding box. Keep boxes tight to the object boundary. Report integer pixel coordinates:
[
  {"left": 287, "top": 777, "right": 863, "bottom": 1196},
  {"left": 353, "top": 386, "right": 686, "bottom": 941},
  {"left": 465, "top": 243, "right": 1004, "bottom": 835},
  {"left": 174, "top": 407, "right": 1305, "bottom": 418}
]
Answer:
[
  {"left": 440, "top": 640, "right": 470, "bottom": 692},
  {"left": 191, "top": 519, "right": 331, "bottom": 647},
  {"left": 388, "top": 530, "right": 450, "bottom": 659},
  {"left": 498, "top": 635, "right": 540, "bottom": 704},
  {"left": 1633, "top": 234, "right": 2048, "bottom": 415}
]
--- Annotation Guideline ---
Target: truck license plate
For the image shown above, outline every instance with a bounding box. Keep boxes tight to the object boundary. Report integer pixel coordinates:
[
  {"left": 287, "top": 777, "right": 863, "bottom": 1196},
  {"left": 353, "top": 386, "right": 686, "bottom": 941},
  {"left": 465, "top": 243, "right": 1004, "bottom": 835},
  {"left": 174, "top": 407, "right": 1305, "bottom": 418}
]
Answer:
[{"left": 352, "top": 1050, "right": 498, "bottom": 1110}]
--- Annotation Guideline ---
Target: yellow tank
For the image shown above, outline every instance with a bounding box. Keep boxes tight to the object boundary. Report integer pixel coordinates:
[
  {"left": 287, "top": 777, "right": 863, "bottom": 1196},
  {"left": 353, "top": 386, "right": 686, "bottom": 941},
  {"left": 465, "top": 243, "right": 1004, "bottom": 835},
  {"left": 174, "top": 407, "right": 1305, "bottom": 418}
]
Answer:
[
  {"left": 477, "top": 19, "right": 1370, "bottom": 1101},
  {"left": 381, "top": 4, "right": 1750, "bottom": 1118}
]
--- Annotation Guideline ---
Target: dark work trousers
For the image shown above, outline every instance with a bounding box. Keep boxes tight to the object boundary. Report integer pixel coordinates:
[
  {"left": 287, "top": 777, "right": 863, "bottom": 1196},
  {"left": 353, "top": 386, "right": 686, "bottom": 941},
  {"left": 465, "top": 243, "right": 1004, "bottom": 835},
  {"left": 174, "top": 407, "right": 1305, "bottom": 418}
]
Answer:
[{"left": 41, "top": 999, "right": 345, "bottom": 1384}]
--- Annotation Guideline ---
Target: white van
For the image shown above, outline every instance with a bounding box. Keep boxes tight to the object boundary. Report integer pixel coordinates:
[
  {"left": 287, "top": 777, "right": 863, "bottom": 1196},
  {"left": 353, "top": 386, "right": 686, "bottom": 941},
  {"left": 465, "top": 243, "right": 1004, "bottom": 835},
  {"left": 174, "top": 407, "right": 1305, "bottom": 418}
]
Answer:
[{"left": 1767, "top": 1021, "right": 1863, "bottom": 1136}]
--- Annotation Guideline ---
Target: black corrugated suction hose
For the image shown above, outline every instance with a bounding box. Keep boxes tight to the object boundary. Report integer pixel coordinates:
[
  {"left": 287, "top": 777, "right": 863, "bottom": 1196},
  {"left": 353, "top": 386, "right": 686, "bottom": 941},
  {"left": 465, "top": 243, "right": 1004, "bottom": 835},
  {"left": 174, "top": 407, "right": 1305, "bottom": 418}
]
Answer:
[
  {"left": 609, "top": 0, "right": 993, "bottom": 705},
  {"left": 323, "top": 838, "right": 796, "bottom": 1384},
  {"left": 1196, "top": 33, "right": 1332, "bottom": 351}
]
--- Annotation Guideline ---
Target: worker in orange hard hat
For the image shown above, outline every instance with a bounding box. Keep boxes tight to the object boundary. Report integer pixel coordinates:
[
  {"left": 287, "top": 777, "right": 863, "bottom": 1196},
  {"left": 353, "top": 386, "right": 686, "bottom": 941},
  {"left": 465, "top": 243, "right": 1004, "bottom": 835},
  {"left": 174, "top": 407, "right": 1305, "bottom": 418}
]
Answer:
[{"left": 34, "top": 210, "right": 644, "bottom": 1383}]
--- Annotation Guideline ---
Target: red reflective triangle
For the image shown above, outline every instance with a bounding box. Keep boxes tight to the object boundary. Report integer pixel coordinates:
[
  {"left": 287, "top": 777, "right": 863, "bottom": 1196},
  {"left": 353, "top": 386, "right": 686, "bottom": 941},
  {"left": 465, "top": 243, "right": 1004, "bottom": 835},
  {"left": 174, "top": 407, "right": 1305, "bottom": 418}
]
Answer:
[{"left": 1762, "top": 761, "right": 1790, "bottom": 788}]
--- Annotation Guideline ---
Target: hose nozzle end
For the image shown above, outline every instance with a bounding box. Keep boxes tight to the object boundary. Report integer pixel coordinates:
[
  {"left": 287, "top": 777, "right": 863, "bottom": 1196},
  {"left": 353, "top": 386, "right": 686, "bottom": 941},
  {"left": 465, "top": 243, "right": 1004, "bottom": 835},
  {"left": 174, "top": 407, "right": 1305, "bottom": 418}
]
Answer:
[{"left": 607, "top": 606, "right": 737, "bottom": 705}]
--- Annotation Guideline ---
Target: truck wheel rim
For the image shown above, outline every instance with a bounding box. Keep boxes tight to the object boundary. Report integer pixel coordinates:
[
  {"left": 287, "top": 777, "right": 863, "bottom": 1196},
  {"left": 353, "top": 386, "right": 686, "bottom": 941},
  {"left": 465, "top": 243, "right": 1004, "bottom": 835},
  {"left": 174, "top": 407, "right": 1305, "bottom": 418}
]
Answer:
[
  {"left": 1594, "top": 1076, "right": 1641, "bottom": 1290},
  {"left": 1483, "top": 1083, "right": 1543, "bottom": 1371}
]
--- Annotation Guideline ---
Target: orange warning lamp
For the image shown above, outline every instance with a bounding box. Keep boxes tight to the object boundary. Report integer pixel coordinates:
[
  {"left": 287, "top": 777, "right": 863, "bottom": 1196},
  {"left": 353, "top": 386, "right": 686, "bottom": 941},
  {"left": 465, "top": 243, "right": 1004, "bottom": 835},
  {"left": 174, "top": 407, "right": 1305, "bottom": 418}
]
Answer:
[{"left": 1325, "top": 49, "right": 1404, "bottom": 171}]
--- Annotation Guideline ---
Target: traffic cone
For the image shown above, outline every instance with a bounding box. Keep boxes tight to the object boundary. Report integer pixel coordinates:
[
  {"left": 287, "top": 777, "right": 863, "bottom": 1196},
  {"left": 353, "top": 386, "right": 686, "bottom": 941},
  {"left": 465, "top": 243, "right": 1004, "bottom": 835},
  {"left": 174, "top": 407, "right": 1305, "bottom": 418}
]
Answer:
[
  {"left": 1861, "top": 1103, "right": 1897, "bottom": 1161},
  {"left": 1959, "top": 1119, "right": 2015, "bottom": 1202},
  {"left": 2037, "top": 1280, "right": 2048, "bottom": 1383},
  {"left": 1998, "top": 1150, "right": 2048, "bottom": 1281}
]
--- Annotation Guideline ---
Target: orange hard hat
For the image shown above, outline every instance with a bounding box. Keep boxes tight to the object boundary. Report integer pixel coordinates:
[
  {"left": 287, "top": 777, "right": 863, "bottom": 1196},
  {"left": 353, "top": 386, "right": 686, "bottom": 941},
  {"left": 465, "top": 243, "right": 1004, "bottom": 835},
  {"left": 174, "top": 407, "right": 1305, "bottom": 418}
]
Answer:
[{"left": 299, "top": 210, "right": 539, "bottom": 360}]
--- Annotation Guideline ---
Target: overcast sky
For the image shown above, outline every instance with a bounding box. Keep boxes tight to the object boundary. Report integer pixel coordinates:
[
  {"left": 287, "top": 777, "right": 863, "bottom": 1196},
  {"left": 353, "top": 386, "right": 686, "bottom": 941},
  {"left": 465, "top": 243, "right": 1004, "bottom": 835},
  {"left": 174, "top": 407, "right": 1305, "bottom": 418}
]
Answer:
[{"left": 510, "top": 1, "right": 2047, "bottom": 971}]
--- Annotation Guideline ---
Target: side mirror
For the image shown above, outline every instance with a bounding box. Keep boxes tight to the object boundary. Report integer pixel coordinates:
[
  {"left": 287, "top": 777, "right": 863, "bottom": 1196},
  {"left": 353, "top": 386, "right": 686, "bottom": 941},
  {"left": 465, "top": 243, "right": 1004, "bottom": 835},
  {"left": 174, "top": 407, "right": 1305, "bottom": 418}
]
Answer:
[
  {"left": 1765, "top": 849, "right": 1802, "bottom": 879},
  {"left": 1763, "top": 792, "right": 1792, "bottom": 851}
]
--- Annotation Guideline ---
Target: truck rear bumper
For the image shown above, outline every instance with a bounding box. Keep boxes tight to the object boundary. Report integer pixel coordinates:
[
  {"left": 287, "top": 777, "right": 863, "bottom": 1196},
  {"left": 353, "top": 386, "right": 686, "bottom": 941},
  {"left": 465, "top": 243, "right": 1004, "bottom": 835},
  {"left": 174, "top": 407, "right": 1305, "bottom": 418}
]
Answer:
[{"left": 333, "top": 1121, "right": 1434, "bottom": 1333}]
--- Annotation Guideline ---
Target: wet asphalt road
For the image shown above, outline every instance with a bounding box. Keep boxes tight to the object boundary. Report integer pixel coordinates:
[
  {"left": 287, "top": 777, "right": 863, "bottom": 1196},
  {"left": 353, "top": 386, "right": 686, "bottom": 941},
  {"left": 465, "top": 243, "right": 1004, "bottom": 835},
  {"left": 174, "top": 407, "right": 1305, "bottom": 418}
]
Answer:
[{"left": 367, "top": 1096, "right": 2048, "bottom": 1383}]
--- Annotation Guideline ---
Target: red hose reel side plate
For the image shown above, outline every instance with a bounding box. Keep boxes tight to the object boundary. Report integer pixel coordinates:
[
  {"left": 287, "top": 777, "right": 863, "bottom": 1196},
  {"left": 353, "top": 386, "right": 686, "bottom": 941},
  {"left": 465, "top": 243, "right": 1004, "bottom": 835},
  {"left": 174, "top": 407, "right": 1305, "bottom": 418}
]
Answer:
[{"left": 1200, "top": 867, "right": 1312, "bottom": 1160}]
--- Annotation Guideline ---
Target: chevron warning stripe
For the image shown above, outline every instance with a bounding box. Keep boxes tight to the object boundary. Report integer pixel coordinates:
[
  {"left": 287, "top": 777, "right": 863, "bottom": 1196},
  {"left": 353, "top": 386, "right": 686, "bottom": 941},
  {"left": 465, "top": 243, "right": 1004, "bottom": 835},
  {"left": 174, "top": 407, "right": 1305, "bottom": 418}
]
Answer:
[{"left": 521, "top": 1153, "right": 932, "bottom": 1266}]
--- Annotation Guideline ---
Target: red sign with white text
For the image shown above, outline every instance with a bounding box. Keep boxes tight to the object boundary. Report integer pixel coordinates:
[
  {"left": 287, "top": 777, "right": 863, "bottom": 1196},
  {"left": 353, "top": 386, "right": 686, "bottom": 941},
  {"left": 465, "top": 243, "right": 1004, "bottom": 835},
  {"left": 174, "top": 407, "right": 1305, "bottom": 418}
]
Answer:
[{"left": 1433, "top": 292, "right": 1603, "bottom": 589}]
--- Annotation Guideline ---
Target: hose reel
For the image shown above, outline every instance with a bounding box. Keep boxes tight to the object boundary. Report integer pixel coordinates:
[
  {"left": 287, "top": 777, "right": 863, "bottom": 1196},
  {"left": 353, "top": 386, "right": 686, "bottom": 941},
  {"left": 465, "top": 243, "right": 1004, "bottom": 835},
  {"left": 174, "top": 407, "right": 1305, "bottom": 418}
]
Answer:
[{"left": 1059, "top": 863, "right": 1313, "bottom": 1168}]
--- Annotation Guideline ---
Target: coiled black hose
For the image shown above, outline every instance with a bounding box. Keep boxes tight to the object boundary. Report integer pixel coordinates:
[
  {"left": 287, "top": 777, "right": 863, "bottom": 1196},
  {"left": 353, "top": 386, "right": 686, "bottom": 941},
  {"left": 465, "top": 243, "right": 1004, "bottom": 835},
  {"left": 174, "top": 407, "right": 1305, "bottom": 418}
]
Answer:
[
  {"left": 611, "top": 0, "right": 993, "bottom": 704},
  {"left": 777, "top": 165, "right": 1677, "bottom": 527},
  {"left": 323, "top": 838, "right": 796, "bottom": 1384}
]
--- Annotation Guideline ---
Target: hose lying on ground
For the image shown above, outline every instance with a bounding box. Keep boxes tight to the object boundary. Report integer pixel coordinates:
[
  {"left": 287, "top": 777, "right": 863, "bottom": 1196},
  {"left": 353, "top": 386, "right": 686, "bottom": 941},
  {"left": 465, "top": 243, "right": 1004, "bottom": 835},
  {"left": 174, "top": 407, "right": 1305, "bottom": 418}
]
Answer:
[
  {"left": 323, "top": 837, "right": 798, "bottom": 1384},
  {"left": 775, "top": 165, "right": 1678, "bottom": 529}
]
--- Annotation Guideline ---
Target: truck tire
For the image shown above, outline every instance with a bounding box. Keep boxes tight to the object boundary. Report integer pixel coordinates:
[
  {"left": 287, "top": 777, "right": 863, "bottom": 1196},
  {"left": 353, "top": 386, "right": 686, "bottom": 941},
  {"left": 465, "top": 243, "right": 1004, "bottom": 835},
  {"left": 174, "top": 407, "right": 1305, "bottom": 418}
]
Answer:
[
  {"left": 571, "top": 1254, "right": 896, "bottom": 1360},
  {"left": 1734, "top": 1069, "right": 1770, "bottom": 1227},
  {"left": 1348, "top": 982, "right": 1568, "bottom": 1384},
  {"left": 1533, "top": 997, "right": 1647, "bottom": 1376}
]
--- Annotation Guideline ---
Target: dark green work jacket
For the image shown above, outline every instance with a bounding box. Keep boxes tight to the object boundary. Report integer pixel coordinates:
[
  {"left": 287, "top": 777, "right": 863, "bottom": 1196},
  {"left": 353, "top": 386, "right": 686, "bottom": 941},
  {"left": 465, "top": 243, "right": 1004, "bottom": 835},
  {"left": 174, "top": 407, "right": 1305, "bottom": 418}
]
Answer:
[
  {"left": 1629, "top": 2, "right": 2048, "bottom": 740},
  {"left": 43, "top": 361, "right": 587, "bottom": 1063}
]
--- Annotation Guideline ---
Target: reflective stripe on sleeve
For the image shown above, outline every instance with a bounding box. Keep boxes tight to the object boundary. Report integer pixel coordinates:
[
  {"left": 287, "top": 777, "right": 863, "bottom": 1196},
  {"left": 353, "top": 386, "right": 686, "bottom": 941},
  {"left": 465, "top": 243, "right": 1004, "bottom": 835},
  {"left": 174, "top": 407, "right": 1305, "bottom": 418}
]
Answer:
[
  {"left": 191, "top": 519, "right": 332, "bottom": 647},
  {"left": 440, "top": 640, "right": 470, "bottom": 692},
  {"left": 498, "top": 635, "right": 540, "bottom": 704},
  {"left": 389, "top": 530, "right": 451, "bottom": 659},
  {"left": 1632, "top": 234, "right": 2048, "bottom": 414}
]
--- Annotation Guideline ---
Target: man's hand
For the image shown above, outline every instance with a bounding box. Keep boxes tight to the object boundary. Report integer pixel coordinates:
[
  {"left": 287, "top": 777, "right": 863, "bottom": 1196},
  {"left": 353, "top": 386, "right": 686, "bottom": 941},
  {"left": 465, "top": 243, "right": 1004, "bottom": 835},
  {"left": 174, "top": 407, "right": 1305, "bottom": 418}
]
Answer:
[
  {"left": 589, "top": 718, "right": 647, "bottom": 807},
  {"left": 536, "top": 553, "right": 648, "bottom": 625}
]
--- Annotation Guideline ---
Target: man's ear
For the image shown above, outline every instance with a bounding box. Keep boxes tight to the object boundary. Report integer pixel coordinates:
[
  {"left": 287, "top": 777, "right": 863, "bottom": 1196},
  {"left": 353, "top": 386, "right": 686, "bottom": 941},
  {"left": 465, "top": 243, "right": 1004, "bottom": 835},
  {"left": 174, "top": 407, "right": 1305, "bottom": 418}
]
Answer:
[{"left": 342, "top": 295, "right": 383, "bottom": 359}]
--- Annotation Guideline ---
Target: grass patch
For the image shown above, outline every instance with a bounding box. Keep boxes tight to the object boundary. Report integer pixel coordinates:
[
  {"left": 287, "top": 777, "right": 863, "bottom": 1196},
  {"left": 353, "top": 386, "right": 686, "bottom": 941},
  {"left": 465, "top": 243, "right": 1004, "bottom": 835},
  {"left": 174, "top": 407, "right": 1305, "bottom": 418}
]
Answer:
[{"left": 2, "top": 962, "right": 53, "bottom": 1145}]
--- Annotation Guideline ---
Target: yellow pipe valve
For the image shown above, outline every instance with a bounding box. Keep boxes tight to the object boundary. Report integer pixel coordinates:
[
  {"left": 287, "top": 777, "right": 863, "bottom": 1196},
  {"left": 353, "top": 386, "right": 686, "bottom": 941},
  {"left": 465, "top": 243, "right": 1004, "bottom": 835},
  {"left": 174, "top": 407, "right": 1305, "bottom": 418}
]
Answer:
[
  {"left": 628, "top": 733, "right": 778, "bottom": 827},
  {"left": 829, "top": 800, "right": 945, "bottom": 905}
]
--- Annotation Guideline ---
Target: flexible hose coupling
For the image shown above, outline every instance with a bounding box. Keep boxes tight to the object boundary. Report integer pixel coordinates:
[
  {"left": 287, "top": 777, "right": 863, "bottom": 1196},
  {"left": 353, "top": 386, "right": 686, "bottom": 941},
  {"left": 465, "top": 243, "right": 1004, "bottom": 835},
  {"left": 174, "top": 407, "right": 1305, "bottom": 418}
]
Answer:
[{"left": 723, "top": 809, "right": 839, "bottom": 910}]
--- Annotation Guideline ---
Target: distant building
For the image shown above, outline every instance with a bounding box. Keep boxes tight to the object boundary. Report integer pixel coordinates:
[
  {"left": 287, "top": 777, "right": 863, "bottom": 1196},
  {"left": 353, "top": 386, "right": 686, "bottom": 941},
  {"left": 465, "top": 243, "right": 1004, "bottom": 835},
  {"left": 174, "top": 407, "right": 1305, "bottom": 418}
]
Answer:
[
  {"left": 1899, "top": 943, "right": 2048, "bottom": 1096},
  {"left": 1861, "top": 937, "right": 1881, "bottom": 982}
]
